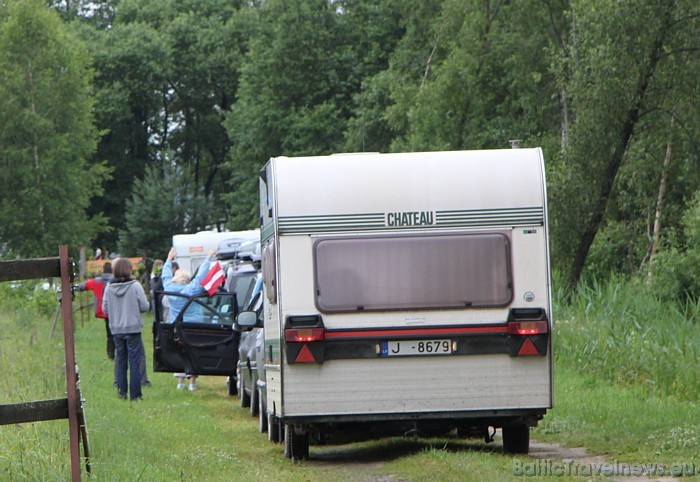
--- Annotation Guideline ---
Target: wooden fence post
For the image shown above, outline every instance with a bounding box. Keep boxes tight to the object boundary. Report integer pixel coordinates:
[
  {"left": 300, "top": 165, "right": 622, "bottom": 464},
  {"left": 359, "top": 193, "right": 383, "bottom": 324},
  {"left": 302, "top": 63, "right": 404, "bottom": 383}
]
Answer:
[{"left": 0, "top": 245, "right": 90, "bottom": 481}]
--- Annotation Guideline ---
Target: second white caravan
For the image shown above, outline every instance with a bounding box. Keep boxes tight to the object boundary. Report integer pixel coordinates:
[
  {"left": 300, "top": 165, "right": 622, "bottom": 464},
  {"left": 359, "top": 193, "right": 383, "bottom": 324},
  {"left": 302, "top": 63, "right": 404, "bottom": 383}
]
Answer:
[{"left": 242, "top": 148, "right": 553, "bottom": 459}]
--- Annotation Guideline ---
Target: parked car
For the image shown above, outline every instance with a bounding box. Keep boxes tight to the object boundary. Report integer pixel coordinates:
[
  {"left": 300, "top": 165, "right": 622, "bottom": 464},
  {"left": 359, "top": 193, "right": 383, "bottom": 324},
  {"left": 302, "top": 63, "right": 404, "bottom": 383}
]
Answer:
[
  {"left": 237, "top": 274, "right": 262, "bottom": 411},
  {"left": 237, "top": 297, "right": 278, "bottom": 441},
  {"left": 224, "top": 259, "right": 260, "bottom": 315},
  {"left": 222, "top": 243, "right": 261, "bottom": 396},
  {"left": 235, "top": 239, "right": 262, "bottom": 265}
]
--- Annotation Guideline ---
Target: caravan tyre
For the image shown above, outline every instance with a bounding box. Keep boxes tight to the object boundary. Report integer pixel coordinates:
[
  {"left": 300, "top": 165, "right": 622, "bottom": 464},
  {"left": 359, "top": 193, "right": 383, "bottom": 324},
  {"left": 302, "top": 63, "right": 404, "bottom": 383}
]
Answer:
[
  {"left": 502, "top": 424, "right": 529, "bottom": 454},
  {"left": 284, "top": 424, "right": 309, "bottom": 460}
]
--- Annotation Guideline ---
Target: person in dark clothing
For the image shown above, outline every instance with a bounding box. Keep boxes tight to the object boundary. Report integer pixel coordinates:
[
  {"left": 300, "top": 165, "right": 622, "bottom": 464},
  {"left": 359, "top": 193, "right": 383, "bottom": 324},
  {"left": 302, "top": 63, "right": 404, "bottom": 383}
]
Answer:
[
  {"left": 76, "top": 262, "right": 115, "bottom": 359},
  {"left": 150, "top": 259, "right": 164, "bottom": 320}
]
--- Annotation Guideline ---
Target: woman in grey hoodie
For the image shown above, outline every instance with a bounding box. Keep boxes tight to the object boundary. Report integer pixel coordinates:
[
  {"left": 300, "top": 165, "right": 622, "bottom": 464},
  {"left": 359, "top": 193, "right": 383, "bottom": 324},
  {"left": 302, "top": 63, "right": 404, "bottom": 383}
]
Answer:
[{"left": 103, "top": 258, "right": 150, "bottom": 401}]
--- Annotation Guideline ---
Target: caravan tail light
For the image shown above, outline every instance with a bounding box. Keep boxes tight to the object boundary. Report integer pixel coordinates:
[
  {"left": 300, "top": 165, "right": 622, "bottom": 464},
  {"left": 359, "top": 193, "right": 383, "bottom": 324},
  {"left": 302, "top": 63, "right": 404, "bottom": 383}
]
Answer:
[
  {"left": 508, "top": 321, "right": 548, "bottom": 335},
  {"left": 285, "top": 328, "right": 325, "bottom": 343},
  {"left": 284, "top": 314, "right": 325, "bottom": 364},
  {"left": 507, "top": 311, "right": 549, "bottom": 357},
  {"left": 284, "top": 315, "right": 325, "bottom": 364}
]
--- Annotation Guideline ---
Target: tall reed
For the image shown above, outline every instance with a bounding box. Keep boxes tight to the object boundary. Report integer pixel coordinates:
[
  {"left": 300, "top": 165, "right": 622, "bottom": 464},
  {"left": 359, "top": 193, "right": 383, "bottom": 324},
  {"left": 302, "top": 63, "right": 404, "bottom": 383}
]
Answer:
[{"left": 553, "top": 273, "right": 699, "bottom": 401}]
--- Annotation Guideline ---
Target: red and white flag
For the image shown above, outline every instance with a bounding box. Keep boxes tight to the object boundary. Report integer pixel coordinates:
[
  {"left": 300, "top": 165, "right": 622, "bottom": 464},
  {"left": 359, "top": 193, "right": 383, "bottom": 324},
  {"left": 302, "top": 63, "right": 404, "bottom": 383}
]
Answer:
[{"left": 200, "top": 261, "right": 225, "bottom": 296}]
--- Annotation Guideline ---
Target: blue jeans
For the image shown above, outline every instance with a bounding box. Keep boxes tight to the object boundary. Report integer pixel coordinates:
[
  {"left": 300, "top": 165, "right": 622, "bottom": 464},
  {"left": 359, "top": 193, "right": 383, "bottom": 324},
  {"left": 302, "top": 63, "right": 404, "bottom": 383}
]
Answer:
[{"left": 114, "top": 333, "right": 143, "bottom": 400}]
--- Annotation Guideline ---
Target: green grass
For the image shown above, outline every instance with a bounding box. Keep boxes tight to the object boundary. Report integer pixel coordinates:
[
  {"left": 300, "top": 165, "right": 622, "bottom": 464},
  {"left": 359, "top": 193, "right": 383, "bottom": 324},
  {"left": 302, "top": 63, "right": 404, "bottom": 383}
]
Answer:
[
  {"left": 1, "top": 280, "right": 698, "bottom": 481},
  {"left": 534, "top": 365, "right": 699, "bottom": 465}
]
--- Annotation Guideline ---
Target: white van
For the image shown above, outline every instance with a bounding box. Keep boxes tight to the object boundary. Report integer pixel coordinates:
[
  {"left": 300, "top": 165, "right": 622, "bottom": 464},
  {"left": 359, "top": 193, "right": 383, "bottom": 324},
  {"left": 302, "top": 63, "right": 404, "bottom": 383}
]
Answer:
[{"left": 248, "top": 148, "right": 552, "bottom": 459}]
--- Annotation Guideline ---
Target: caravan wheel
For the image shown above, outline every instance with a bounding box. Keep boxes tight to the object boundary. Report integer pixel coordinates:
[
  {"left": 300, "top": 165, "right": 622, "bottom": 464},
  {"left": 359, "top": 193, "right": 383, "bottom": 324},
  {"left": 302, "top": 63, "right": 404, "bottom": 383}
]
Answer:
[
  {"left": 283, "top": 424, "right": 309, "bottom": 460},
  {"left": 502, "top": 424, "right": 530, "bottom": 454}
]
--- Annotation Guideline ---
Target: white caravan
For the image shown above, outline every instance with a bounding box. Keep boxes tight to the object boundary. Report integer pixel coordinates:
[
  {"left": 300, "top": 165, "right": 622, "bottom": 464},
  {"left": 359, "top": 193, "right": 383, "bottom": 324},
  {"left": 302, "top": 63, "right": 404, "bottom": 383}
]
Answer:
[
  {"left": 172, "top": 229, "right": 259, "bottom": 274},
  {"left": 250, "top": 148, "right": 552, "bottom": 459}
]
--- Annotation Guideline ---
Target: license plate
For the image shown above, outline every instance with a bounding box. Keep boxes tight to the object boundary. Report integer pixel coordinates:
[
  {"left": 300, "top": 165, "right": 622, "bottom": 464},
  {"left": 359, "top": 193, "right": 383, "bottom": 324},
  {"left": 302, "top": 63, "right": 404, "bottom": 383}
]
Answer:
[{"left": 380, "top": 339, "right": 452, "bottom": 357}]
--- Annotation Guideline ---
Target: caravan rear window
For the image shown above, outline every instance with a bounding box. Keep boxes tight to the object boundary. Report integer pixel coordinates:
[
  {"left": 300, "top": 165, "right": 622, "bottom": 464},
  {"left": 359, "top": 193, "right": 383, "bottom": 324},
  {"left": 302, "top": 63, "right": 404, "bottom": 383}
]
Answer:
[{"left": 313, "top": 232, "right": 512, "bottom": 313}]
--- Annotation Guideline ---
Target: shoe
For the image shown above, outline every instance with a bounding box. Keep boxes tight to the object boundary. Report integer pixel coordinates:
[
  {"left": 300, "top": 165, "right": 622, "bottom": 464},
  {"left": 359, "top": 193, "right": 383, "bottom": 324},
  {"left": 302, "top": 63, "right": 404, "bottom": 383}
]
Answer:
[
  {"left": 131, "top": 397, "right": 143, "bottom": 402},
  {"left": 118, "top": 392, "right": 127, "bottom": 400},
  {"left": 188, "top": 383, "right": 196, "bottom": 391},
  {"left": 142, "top": 381, "right": 152, "bottom": 388},
  {"left": 177, "top": 382, "right": 186, "bottom": 390}
]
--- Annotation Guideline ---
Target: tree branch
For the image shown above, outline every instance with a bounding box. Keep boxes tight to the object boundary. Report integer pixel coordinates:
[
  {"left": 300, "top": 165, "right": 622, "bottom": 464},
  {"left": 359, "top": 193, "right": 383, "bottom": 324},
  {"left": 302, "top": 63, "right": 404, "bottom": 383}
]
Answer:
[{"left": 420, "top": 36, "right": 439, "bottom": 89}]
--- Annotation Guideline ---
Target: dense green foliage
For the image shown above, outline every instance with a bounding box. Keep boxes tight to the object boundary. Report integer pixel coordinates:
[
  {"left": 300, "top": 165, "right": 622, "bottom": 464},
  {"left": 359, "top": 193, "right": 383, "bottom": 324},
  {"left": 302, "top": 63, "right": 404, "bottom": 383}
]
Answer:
[
  {"left": 0, "top": 0, "right": 110, "bottom": 258},
  {"left": 552, "top": 1, "right": 700, "bottom": 289},
  {"left": 1, "top": 0, "right": 700, "bottom": 300},
  {"left": 117, "top": 162, "right": 213, "bottom": 258},
  {"left": 82, "top": 0, "right": 247, "bottom": 255}
]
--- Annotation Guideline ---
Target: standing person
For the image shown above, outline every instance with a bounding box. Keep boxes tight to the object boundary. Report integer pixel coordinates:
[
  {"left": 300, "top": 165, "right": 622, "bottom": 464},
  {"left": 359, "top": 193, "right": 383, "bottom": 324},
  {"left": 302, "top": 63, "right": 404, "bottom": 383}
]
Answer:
[
  {"left": 75, "top": 262, "right": 114, "bottom": 360},
  {"left": 160, "top": 261, "right": 178, "bottom": 322},
  {"left": 150, "top": 259, "right": 164, "bottom": 320},
  {"left": 103, "top": 257, "right": 150, "bottom": 401},
  {"left": 162, "top": 247, "right": 215, "bottom": 391}
]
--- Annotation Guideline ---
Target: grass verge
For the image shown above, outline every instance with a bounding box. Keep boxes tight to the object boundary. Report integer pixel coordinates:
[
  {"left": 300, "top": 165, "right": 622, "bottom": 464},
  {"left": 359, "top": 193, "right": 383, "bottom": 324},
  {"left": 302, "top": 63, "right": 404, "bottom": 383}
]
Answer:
[{"left": 534, "top": 365, "right": 699, "bottom": 466}]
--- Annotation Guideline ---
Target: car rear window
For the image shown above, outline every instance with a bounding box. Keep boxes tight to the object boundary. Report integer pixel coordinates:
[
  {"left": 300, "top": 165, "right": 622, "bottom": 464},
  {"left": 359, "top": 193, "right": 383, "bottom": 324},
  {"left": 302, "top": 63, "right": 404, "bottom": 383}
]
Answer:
[{"left": 313, "top": 232, "right": 512, "bottom": 312}]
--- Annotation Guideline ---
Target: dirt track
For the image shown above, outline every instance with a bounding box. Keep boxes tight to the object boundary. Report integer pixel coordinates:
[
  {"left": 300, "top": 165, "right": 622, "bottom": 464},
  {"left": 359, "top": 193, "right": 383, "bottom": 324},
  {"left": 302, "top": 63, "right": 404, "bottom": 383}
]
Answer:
[
  {"left": 529, "top": 440, "right": 679, "bottom": 482},
  {"left": 309, "top": 434, "right": 682, "bottom": 482}
]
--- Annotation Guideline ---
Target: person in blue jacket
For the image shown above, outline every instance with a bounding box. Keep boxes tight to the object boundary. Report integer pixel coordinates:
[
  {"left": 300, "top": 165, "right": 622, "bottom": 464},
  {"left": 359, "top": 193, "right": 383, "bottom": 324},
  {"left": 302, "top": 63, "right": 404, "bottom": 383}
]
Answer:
[{"left": 162, "top": 246, "right": 216, "bottom": 390}]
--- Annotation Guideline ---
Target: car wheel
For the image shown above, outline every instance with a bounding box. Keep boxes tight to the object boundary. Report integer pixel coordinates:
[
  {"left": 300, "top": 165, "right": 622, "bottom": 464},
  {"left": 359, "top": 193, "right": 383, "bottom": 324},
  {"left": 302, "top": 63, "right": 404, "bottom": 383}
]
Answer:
[
  {"left": 239, "top": 369, "right": 250, "bottom": 408},
  {"left": 226, "top": 376, "right": 237, "bottom": 397},
  {"left": 258, "top": 388, "right": 268, "bottom": 433},
  {"left": 283, "top": 424, "right": 309, "bottom": 460},
  {"left": 502, "top": 424, "right": 529, "bottom": 454},
  {"left": 250, "top": 379, "right": 259, "bottom": 417}
]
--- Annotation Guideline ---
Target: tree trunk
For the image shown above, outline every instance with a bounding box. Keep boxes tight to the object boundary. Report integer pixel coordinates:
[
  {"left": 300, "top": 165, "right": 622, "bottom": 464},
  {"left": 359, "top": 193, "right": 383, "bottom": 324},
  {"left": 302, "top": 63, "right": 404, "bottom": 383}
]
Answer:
[
  {"left": 560, "top": 90, "right": 569, "bottom": 149},
  {"left": 565, "top": 5, "right": 674, "bottom": 291},
  {"left": 646, "top": 118, "right": 674, "bottom": 278}
]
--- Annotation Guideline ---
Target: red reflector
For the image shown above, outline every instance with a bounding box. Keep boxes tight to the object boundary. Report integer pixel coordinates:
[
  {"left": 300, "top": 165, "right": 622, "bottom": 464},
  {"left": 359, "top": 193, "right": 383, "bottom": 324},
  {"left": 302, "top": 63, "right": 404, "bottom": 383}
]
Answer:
[
  {"left": 295, "top": 344, "right": 316, "bottom": 363},
  {"left": 508, "top": 321, "right": 548, "bottom": 335},
  {"left": 518, "top": 337, "right": 540, "bottom": 356},
  {"left": 285, "top": 328, "right": 325, "bottom": 342}
]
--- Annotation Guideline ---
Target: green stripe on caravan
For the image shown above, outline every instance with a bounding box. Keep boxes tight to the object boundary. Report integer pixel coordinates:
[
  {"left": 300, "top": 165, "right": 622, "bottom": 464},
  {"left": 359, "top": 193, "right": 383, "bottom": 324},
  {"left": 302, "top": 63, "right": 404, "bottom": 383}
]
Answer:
[{"left": 386, "top": 211, "right": 435, "bottom": 227}]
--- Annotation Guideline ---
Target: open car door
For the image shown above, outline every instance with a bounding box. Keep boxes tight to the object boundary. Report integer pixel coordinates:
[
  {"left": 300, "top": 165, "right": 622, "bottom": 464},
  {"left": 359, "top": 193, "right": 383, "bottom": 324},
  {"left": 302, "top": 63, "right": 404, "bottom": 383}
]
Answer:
[{"left": 153, "top": 291, "right": 240, "bottom": 376}]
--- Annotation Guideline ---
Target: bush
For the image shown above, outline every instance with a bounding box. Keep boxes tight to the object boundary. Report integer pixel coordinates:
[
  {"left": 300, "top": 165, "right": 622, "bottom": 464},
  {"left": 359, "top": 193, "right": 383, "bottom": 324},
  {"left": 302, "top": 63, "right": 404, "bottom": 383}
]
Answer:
[
  {"left": 649, "top": 190, "right": 700, "bottom": 301},
  {"left": 0, "top": 280, "right": 59, "bottom": 318}
]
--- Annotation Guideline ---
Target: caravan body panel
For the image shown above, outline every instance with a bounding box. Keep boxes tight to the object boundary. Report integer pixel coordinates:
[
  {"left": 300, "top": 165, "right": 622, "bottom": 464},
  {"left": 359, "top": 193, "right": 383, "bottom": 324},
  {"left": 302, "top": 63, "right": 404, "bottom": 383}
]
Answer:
[{"left": 259, "top": 149, "right": 552, "bottom": 425}]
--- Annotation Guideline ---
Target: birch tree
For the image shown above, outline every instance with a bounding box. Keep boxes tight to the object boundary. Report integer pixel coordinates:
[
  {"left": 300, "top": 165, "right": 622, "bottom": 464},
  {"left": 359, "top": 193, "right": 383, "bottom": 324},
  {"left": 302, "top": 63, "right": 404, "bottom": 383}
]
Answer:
[{"left": 0, "top": 0, "right": 109, "bottom": 258}]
